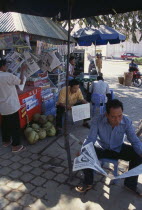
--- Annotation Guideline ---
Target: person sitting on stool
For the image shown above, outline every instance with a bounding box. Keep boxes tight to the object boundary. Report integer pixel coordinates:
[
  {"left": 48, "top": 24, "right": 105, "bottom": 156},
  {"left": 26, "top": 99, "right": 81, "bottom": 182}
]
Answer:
[
  {"left": 56, "top": 79, "right": 90, "bottom": 134},
  {"left": 75, "top": 99, "right": 142, "bottom": 196}
]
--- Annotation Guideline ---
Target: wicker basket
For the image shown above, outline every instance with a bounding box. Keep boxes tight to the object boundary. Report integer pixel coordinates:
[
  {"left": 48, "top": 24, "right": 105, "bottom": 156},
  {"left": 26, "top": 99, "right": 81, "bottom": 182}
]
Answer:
[
  {"left": 123, "top": 72, "right": 133, "bottom": 86},
  {"left": 118, "top": 77, "right": 124, "bottom": 85}
]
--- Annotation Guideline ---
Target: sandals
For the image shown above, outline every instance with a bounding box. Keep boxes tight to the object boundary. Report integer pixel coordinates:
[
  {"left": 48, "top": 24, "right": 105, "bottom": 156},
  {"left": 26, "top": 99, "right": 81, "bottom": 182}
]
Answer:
[
  {"left": 124, "top": 185, "right": 142, "bottom": 196},
  {"left": 75, "top": 184, "right": 92, "bottom": 193},
  {"left": 12, "top": 145, "right": 26, "bottom": 153}
]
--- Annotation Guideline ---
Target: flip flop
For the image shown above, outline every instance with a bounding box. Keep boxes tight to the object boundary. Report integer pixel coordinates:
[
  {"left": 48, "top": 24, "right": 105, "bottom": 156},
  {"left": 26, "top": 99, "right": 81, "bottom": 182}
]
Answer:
[
  {"left": 12, "top": 145, "right": 26, "bottom": 153},
  {"left": 75, "top": 184, "right": 92, "bottom": 193}
]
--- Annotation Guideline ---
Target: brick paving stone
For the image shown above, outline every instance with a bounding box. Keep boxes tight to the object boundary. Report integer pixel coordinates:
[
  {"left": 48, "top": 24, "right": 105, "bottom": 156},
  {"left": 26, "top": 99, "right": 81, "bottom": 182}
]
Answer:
[
  {"left": 10, "top": 155, "right": 22, "bottom": 162},
  {"left": 20, "top": 173, "right": 34, "bottom": 183},
  {"left": 48, "top": 157, "right": 63, "bottom": 165},
  {"left": 60, "top": 160, "right": 68, "bottom": 167},
  {"left": 0, "top": 197, "right": 9, "bottom": 209},
  {"left": 0, "top": 167, "right": 12, "bottom": 176},
  {"left": 31, "top": 168, "right": 44, "bottom": 176},
  {"left": 20, "top": 158, "right": 32, "bottom": 165},
  {"left": 30, "top": 160, "right": 42, "bottom": 167},
  {"left": 25, "top": 183, "right": 36, "bottom": 192},
  {"left": 57, "top": 184, "right": 71, "bottom": 193},
  {"left": 5, "top": 190, "right": 23, "bottom": 202},
  {"left": 41, "top": 149, "right": 61, "bottom": 157},
  {"left": 95, "top": 182, "right": 105, "bottom": 192},
  {"left": 0, "top": 149, "right": 7, "bottom": 155},
  {"left": 6, "top": 181, "right": 23, "bottom": 189},
  {"left": 4, "top": 202, "right": 23, "bottom": 210},
  {"left": 53, "top": 174, "right": 68, "bottom": 183},
  {"left": 20, "top": 151, "right": 32, "bottom": 158},
  {"left": 31, "top": 187, "right": 47, "bottom": 198},
  {"left": 31, "top": 176, "right": 46, "bottom": 187},
  {"left": 41, "top": 170, "right": 56, "bottom": 179},
  {"left": 9, "top": 162, "right": 22, "bottom": 170},
  {"left": 40, "top": 155, "right": 51, "bottom": 163},
  {"left": 52, "top": 166, "right": 65, "bottom": 173},
  {"left": 31, "top": 154, "right": 41, "bottom": 160},
  {"left": 9, "top": 170, "right": 23, "bottom": 179},
  {"left": 0, "top": 185, "right": 12, "bottom": 196},
  {"left": 44, "top": 180, "right": 59, "bottom": 189},
  {"left": 20, "top": 165, "right": 33, "bottom": 173},
  {"left": 0, "top": 177, "right": 11, "bottom": 186},
  {"left": 0, "top": 159, "right": 12, "bottom": 166},
  {"left": 1, "top": 152, "right": 13, "bottom": 159},
  {"left": 27, "top": 199, "right": 48, "bottom": 210},
  {"left": 41, "top": 164, "right": 55, "bottom": 170},
  {"left": 30, "top": 144, "right": 48, "bottom": 154},
  {"left": 17, "top": 184, "right": 29, "bottom": 193},
  {"left": 70, "top": 177, "right": 82, "bottom": 186},
  {"left": 17, "top": 193, "right": 37, "bottom": 206},
  {"left": 63, "top": 168, "right": 72, "bottom": 175}
]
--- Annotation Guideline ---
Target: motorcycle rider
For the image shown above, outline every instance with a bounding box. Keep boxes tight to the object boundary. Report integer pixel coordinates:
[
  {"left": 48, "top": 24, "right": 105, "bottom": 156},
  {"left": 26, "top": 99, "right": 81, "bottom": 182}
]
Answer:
[{"left": 129, "top": 59, "right": 139, "bottom": 72}]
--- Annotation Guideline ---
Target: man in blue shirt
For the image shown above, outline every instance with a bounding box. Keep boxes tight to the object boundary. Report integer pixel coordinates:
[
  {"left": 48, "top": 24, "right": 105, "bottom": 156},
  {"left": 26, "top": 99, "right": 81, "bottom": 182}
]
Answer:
[{"left": 75, "top": 99, "right": 142, "bottom": 196}]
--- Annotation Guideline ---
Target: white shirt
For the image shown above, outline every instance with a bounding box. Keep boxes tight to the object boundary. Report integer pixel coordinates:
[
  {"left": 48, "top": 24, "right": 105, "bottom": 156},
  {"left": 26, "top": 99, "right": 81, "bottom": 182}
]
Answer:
[
  {"left": 69, "top": 63, "right": 74, "bottom": 76},
  {"left": 0, "top": 72, "right": 21, "bottom": 115},
  {"left": 90, "top": 80, "right": 110, "bottom": 103}
]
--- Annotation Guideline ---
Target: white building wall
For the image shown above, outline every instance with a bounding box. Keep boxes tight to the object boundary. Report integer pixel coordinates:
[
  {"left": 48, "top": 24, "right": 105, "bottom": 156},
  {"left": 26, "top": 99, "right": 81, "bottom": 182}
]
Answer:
[{"left": 106, "top": 31, "right": 142, "bottom": 58}]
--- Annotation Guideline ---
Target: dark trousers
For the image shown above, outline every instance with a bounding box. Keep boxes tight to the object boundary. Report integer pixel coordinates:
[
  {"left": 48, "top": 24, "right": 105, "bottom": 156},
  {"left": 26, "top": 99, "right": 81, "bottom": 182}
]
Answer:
[
  {"left": 83, "top": 144, "right": 142, "bottom": 189},
  {"left": 1, "top": 111, "right": 21, "bottom": 146},
  {"left": 56, "top": 103, "right": 89, "bottom": 128}
]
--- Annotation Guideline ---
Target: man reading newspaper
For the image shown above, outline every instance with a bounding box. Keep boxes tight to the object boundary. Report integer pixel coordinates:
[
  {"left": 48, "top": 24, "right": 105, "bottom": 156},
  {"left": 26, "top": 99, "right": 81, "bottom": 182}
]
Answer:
[{"left": 75, "top": 99, "right": 142, "bottom": 196}]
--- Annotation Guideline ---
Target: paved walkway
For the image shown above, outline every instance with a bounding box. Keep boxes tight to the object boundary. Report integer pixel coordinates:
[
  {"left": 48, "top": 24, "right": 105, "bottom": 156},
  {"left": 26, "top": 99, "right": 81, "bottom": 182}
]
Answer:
[{"left": 0, "top": 60, "right": 142, "bottom": 210}]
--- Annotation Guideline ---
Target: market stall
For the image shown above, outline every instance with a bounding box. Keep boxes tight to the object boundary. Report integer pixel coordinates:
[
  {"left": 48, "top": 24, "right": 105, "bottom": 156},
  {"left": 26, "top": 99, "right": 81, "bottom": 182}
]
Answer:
[{"left": 0, "top": 12, "right": 76, "bottom": 143}]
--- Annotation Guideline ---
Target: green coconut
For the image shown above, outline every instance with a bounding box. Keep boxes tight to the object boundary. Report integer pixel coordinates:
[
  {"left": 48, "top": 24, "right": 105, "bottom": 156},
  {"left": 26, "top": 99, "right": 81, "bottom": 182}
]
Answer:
[
  {"left": 46, "top": 115, "right": 55, "bottom": 123},
  {"left": 42, "top": 121, "right": 53, "bottom": 131},
  {"left": 24, "top": 127, "right": 33, "bottom": 138},
  {"left": 32, "top": 113, "right": 41, "bottom": 122},
  {"left": 32, "top": 123, "right": 40, "bottom": 131},
  {"left": 38, "top": 115, "right": 47, "bottom": 125},
  {"left": 38, "top": 128, "right": 47, "bottom": 140},
  {"left": 27, "top": 130, "right": 39, "bottom": 144},
  {"left": 46, "top": 126, "right": 56, "bottom": 136}
]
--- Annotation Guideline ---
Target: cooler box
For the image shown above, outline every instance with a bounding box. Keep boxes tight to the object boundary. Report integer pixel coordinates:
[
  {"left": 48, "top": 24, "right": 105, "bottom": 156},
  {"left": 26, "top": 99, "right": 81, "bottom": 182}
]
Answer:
[{"left": 18, "top": 87, "right": 42, "bottom": 128}]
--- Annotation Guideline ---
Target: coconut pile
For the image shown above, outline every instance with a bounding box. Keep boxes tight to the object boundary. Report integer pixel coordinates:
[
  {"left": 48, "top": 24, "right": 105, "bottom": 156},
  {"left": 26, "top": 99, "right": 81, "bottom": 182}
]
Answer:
[{"left": 24, "top": 113, "right": 56, "bottom": 144}]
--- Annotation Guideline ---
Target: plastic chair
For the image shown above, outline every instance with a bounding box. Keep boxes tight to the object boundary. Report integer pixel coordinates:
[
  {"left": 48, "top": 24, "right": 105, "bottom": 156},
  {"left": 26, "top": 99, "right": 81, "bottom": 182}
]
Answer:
[
  {"left": 100, "top": 158, "right": 118, "bottom": 184},
  {"left": 110, "top": 89, "right": 115, "bottom": 99},
  {"left": 91, "top": 93, "right": 106, "bottom": 116}
]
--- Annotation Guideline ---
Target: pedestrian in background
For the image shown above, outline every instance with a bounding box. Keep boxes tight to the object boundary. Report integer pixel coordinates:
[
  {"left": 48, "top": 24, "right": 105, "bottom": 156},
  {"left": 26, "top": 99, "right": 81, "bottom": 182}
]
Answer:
[{"left": 96, "top": 54, "right": 102, "bottom": 74}]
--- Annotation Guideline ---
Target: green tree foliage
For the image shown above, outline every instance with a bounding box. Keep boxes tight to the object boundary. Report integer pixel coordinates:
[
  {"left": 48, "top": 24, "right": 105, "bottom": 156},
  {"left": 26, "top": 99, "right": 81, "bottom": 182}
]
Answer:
[{"left": 55, "top": 11, "right": 142, "bottom": 43}]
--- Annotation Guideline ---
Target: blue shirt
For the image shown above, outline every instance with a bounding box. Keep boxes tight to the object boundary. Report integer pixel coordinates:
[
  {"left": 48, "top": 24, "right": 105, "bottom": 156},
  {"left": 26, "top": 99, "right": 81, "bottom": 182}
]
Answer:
[{"left": 83, "top": 115, "right": 142, "bottom": 156}]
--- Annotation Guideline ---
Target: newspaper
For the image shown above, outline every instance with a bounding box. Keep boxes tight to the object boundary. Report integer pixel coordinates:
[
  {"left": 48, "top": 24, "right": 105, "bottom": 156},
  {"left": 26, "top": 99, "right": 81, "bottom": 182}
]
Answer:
[
  {"left": 41, "top": 52, "right": 53, "bottom": 72},
  {"left": 112, "top": 164, "right": 142, "bottom": 180},
  {"left": 73, "top": 142, "right": 142, "bottom": 180},
  {"left": 72, "top": 103, "right": 90, "bottom": 122},
  {"left": 23, "top": 51, "right": 40, "bottom": 78},
  {"left": 41, "top": 51, "right": 61, "bottom": 72},
  {"left": 5, "top": 51, "right": 25, "bottom": 74},
  {"left": 73, "top": 142, "right": 107, "bottom": 176}
]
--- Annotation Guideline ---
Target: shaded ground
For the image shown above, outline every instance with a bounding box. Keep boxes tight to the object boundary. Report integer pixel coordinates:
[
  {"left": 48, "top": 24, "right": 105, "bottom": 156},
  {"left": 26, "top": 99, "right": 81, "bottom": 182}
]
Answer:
[{"left": 0, "top": 60, "right": 142, "bottom": 210}]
